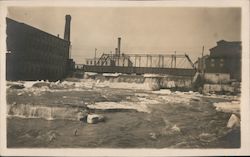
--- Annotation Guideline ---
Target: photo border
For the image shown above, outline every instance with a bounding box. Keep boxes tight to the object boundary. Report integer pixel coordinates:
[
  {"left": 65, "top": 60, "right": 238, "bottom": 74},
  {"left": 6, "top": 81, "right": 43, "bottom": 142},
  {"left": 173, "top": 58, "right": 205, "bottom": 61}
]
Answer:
[{"left": 0, "top": 0, "right": 249, "bottom": 156}]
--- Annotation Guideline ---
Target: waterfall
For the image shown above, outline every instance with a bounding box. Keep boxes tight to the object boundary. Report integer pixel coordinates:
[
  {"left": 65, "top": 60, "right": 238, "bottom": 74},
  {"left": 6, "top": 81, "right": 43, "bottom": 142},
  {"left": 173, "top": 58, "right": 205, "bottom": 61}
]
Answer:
[{"left": 7, "top": 103, "right": 84, "bottom": 121}]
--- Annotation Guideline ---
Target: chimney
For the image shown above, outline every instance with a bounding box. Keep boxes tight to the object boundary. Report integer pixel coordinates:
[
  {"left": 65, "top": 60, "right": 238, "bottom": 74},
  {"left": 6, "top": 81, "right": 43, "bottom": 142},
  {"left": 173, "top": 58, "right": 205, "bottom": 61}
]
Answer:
[
  {"left": 117, "top": 37, "right": 121, "bottom": 57},
  {"left": 64, "top": 15, "right": 71, "bottom": 41},
  {"left": 115, "top": 48, "right": 118, "bottom": 56}
]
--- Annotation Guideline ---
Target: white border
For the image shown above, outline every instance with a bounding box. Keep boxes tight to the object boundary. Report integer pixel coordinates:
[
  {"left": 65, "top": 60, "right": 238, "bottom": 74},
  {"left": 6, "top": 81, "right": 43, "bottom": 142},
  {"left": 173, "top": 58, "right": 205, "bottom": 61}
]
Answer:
[{"left": 0, "top": 0, "right": 249, "bottom": 156}]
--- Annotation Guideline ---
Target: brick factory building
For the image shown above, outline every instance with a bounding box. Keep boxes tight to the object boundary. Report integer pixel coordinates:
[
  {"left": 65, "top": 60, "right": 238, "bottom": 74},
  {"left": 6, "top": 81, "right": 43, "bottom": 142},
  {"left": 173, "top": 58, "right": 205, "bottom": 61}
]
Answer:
[
  {"left": 6, "top": 15, "right": 75, "bottom": 81},
  {"left": 197, "top": 40, "right": 241, "bottom": 81}
]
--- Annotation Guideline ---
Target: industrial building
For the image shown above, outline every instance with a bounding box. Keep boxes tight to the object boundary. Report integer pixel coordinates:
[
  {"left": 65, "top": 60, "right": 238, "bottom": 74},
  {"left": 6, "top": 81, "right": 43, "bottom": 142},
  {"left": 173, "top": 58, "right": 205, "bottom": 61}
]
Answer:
[
  {"left": 6, "top": 15, "right": 75, "bottom": 81},
  {"left": 197, "top": 40, "right": 241, "bottom": 81}
]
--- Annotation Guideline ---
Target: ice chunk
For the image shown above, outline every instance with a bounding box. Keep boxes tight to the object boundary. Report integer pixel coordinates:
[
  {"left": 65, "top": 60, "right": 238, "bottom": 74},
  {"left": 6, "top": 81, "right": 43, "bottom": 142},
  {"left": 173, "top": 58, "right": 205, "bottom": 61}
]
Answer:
[
  {"left": 152, "top": 89, "right": 171, "bottom": 95},
  {"left": 87, "top": 114, "right": 105, "bottom": 124},
  {"left": 227, "top": 114, "right": 240, "bottom": 128},
  {"left": 87, "top": 101, "right": 151, "bottom": 113},
  {"left": 144, "top": 74, "right": 161, "bottom": 78},
  {"left": 103, "top": 73, "right": 121, "bottom": 77},
  {"left": 213, "top": 101, "right": 240, "bottom": 114},
  {"left": 171, "top": 124, "right": 181, "bottom": 132}
]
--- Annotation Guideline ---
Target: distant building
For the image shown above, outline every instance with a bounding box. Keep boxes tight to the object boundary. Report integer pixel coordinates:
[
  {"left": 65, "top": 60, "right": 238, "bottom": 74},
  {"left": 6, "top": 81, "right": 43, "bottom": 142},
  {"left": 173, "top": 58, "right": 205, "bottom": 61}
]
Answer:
[
  {"left": 6, "top": 15, "right": 75, "bottom": 81},
  {"left": 197, "top": 40, "right": 241, "bottom": 81},
  {"left": 85, "top": 37, "right": 133, "bottom": 67},
  {"left": 86, "top": 53, "right": 133, "bottom": 67}
]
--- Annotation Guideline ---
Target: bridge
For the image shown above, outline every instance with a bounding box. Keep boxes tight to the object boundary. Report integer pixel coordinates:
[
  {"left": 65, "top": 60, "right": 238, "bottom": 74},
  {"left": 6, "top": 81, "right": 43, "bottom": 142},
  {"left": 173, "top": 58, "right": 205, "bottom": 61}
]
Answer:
[{"left": 75, "top": 52, "right": 196, "bottom": 77}]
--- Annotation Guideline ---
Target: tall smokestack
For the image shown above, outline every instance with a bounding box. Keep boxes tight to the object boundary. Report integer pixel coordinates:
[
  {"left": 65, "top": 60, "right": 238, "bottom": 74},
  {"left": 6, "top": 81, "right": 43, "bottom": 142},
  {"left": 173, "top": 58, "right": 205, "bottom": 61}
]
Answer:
[
  {"left": 117, "top": 37, "right": 121, "bottom": 56},
  {"left": 64, "top": 15, "right": 71, "bottom": 41},
  {"left": 115, "top": 48, "right": 118, "bottom": 55}
]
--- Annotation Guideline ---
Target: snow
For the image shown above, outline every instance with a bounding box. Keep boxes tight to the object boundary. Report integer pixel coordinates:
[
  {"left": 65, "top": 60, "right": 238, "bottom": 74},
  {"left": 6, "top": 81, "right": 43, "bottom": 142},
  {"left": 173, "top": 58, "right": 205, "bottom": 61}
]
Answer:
[
  {"left": 137, "top": 97, "right": 160, "bottom": 104},
  {"left": 213, "top": 101, "right": 240, "bottom": 114},
  {"left": 94, "top": 80, "right": 157, "bottom": 91},
  {"left": 24, "top": 81, "right": 43, "bottom": 88},
  {"left": 143, "top": 73, "right": 162, "bottom": 78},
  {"left": 152, "top": 89, "right": 171, "bottom": 95},
  {"left": 102, "top": 73, "right": 121, "bottom": 77},
  {"left": 84, "top": 72, "right": 98, "bottom": 76}
]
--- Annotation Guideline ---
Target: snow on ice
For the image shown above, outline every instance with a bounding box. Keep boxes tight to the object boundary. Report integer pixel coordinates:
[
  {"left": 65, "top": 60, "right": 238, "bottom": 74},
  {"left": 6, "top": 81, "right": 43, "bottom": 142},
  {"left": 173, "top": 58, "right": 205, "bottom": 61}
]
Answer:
[{"left": 213, "top": 101, "right": 240, "bottom": 114}]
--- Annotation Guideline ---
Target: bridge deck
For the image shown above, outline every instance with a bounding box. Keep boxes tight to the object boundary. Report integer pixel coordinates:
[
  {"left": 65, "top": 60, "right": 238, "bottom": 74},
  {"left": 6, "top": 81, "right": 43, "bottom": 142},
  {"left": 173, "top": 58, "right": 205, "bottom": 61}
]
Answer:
[{"left": 77, "top": 65, "right": 196, "bottom": 77}]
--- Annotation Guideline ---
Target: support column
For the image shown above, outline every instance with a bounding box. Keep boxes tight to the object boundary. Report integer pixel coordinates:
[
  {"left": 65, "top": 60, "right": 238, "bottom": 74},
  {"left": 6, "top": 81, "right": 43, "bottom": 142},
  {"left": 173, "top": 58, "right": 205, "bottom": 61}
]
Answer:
[
  {"left": 158, "top": 55, "right": 161, "bottom": 68},
  {"left": 162, "top": 56, "right": 164, "bottom": 68},
  {"left": 150, "top": 56, "right": 152, "bottom": 67},
  {"left": 171, "top": 55, "right": 173, "bottom": 68},
  {"left": 146, "top": 55, "right": 149, "bottom": 67},
  {"left": 139, "top": 56, "right": 141, "bottom": 67}
]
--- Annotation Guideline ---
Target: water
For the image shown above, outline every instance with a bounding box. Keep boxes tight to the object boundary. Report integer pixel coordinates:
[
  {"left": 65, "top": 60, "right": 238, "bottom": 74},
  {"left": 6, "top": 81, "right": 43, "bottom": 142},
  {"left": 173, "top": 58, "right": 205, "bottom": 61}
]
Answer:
[
  {"left": 7, "top": 103, "right": 239, "bottom": 148},
  {"left": 7, "top": 83, "right": 240, "bottom": 148}
]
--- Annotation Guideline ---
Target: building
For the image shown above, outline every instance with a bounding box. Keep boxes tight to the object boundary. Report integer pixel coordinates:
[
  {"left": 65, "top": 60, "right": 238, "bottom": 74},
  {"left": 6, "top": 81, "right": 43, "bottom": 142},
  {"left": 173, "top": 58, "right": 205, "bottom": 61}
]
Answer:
[
  {"left": 86, "top": 53, "right": 133, "bottom": 67},
  {"left": 197, "top": 40, "right": 241, "bottom": 81},
  {"left": 85, "top": 37, "right": 133, "bottom": 67},
  {"left": 6, "top": 15, "right": 75, "bottom": 81}
]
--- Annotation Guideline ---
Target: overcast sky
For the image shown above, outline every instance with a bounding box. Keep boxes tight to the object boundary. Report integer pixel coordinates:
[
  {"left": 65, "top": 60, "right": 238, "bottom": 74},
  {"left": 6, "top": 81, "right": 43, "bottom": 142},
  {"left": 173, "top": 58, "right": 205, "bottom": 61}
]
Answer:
[{"left": 7, "top": 7, "right": 241, "bottom": 63}]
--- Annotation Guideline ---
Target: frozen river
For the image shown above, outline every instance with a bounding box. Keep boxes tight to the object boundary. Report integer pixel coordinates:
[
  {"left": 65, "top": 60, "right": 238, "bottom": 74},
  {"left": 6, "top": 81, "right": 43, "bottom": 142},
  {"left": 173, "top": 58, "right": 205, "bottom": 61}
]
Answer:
[{"left": 6, "top": 80, "right": 240, "bottom": 148}]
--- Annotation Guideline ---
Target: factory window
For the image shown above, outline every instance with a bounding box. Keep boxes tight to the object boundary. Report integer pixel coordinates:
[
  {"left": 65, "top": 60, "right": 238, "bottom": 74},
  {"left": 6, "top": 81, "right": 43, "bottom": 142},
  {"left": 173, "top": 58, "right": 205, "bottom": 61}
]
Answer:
[
  {"left": 211, "top": 58, "right": 215, "bottom": 62},
  {"left": 220, "top": 59, "right": 224, "bottom": 62},
  {"left": 86, "top": 61, "right": 89, "bottom": 65},
  {"left": 90, "top": 61, "right": 92, "bottom": 65},
  {"left": 211, "top": 63, "right": 215, "bottom": 67},
  {"left": 220, "top": 63, "right": 224, "bottom": 67}
]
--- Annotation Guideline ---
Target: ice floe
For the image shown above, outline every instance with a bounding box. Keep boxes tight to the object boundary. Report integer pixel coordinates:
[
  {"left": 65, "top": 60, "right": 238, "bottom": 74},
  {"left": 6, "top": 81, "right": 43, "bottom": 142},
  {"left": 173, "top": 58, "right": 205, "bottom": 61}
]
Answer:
[
  {"left": 87, "top": 101, "right": 151, "bottom": 113},
  {"left": 152, "top": 89, "right": 171, "bottom": 95},
  {"left": 213, "top": 101, "right": 240, "bottom": 114}
]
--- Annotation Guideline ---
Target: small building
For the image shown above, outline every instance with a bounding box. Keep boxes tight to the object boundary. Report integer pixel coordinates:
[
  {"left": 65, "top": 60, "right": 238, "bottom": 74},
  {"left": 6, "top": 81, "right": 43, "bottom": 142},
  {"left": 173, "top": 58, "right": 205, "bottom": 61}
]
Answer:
[
  {"left": 6, "top": 15, "right": 74, "bottom": 81},
  {"left": 86, "top": 53, "right": 133, "bottom": 67},
  {"left": 197, "top": 40, "right": 241, "bottom": 81}
]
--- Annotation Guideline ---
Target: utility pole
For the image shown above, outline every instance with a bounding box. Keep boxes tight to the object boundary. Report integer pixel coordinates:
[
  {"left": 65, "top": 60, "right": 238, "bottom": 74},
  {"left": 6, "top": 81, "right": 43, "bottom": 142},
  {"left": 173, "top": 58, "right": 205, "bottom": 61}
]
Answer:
[
  {"left": 174, "top": 51, "right": 176, "bottom": 68},
  {"left": 201, "top": 46, "right": 204, "bottom": 74},
  {"left": 94, "top": 48, "right": 97, "bottom": 65}
]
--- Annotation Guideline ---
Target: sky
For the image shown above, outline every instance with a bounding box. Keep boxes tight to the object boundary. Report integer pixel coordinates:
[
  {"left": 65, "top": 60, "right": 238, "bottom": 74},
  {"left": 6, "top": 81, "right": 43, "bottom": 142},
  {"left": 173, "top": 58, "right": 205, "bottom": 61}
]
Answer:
[{"left": 7, "top": 7, "right": 241, "bottom": 64}]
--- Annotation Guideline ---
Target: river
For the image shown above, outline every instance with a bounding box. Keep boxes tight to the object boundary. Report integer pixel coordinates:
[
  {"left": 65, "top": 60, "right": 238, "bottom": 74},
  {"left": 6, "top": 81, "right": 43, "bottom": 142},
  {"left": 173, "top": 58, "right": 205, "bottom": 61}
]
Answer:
[{"left": 7, "top": 80, "right": 240, "bottom": 148}]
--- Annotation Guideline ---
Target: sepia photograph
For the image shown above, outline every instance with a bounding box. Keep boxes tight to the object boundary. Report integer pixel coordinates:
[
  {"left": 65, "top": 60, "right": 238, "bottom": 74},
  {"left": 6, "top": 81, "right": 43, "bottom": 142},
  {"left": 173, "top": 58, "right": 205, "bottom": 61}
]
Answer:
[{"left": 0, "top": 0, "right": 249, "bottom": 156}]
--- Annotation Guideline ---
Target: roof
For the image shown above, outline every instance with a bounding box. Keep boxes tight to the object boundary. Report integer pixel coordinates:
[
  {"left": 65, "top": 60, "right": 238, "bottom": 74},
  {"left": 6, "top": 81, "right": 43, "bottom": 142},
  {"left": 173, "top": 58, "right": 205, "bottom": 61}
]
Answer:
[
  {"left": 209, "top": 40, "right": 241, "bottom": 57},
  {"left": 216, "top": 40, "right": 241, "bottom": 46},
  {"left": 6, "top": 17, "right": 70, "bottom": 43}
]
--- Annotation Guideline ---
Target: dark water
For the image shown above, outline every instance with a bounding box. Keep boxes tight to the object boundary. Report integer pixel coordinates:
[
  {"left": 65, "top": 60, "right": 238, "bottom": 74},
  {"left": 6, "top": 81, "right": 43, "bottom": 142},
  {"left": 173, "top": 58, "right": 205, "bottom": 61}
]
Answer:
[
  {"left": 7, "top": 99, "right": 240, "bottom": 148},
  {"left": 7, "top": 83, "right": 240, "bottom": 148}
]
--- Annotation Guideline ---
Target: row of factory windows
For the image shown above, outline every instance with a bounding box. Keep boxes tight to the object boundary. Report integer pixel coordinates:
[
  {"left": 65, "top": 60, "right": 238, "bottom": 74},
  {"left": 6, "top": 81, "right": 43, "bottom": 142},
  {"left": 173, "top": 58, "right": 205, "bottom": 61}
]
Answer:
[
  {"left": 208, "top": 58, "right": 241, "bottom": 68},
  {"left": 209, "top": 58, "right": 224, "bottom": 67}
]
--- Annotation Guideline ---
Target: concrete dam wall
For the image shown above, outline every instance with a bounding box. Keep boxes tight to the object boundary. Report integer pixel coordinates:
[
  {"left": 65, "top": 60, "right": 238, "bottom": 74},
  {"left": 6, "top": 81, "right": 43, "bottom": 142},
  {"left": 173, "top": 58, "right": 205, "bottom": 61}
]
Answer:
[{"left": 84, "top": 73, "right": 193, "bottom": 91}]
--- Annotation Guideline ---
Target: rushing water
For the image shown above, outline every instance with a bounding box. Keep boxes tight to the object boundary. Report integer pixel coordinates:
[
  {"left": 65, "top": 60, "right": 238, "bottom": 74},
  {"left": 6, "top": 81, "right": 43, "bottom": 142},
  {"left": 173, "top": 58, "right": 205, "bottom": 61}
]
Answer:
[
  {"left": 7, "top": 82, "right": 240, "bottom": 148},
  {"left": 7, "top": 102, "right": 240, "bottom": 148}
]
